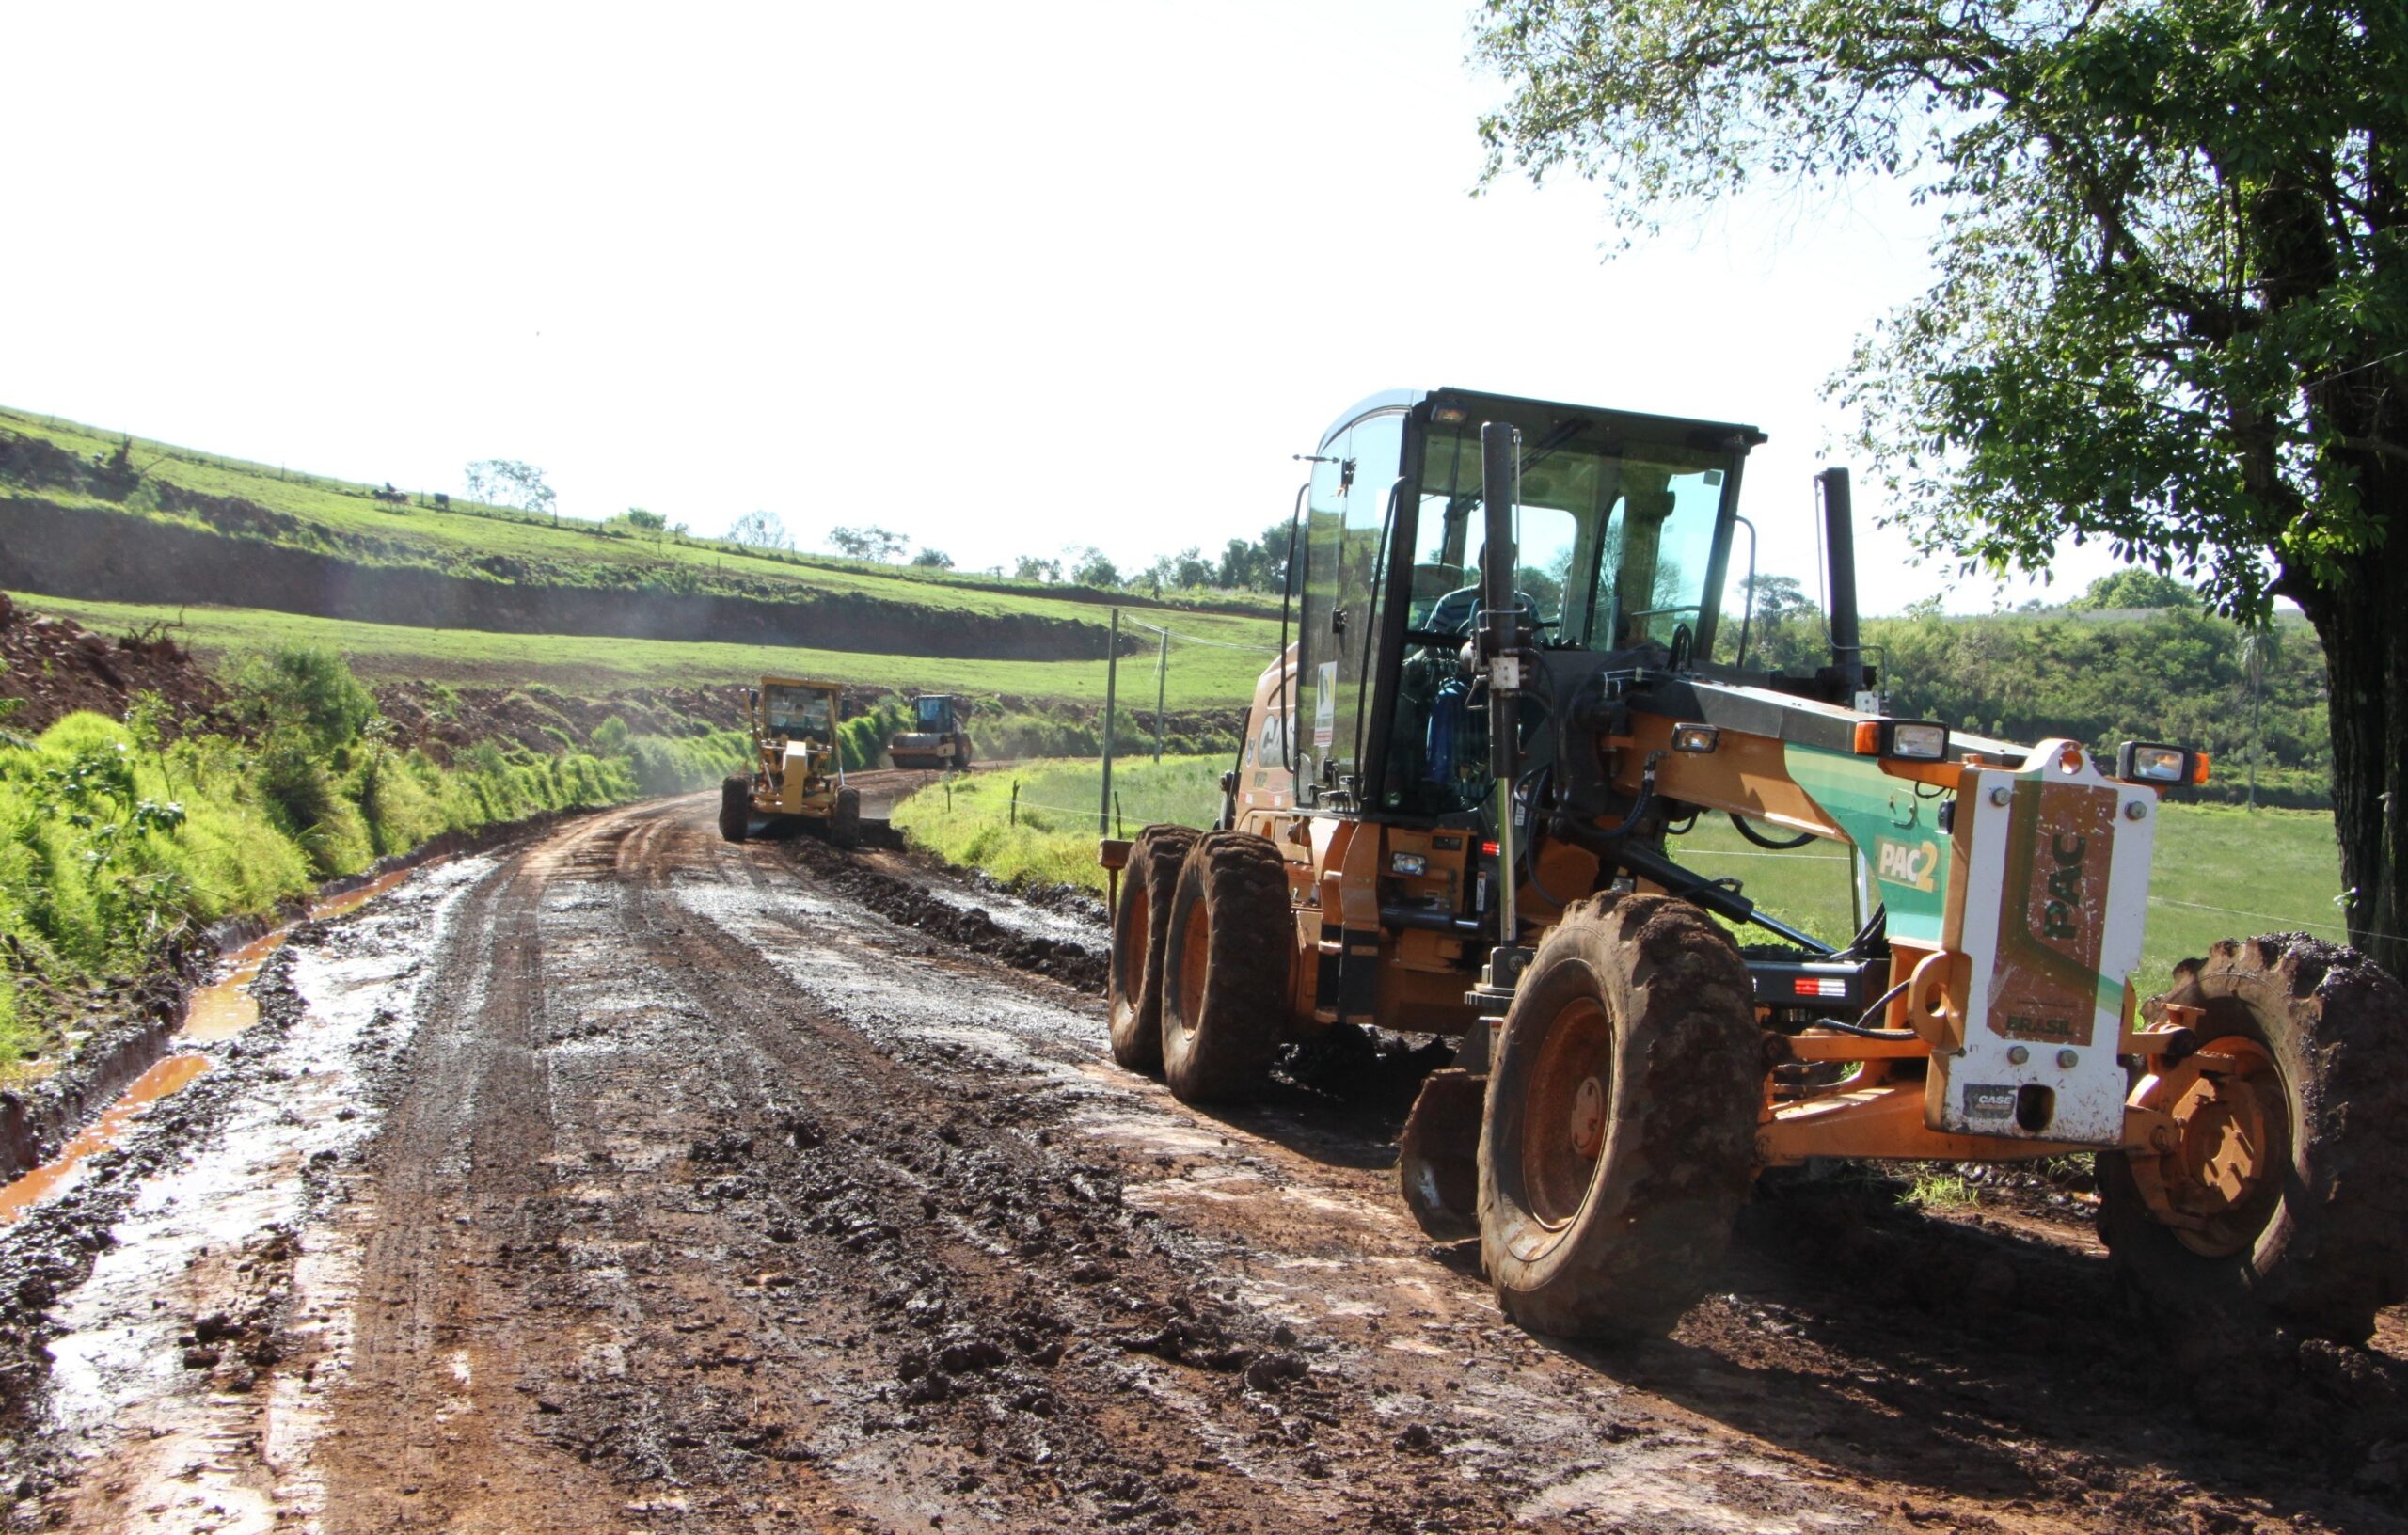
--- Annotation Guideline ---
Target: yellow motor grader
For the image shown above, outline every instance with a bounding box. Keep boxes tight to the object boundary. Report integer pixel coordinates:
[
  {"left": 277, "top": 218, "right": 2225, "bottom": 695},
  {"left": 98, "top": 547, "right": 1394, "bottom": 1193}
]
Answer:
[
  {"left": 1105, "top": 387, "right": 2406, "bottom": 1344},
  {"left": 720, "top": 675, "right": 862, "bottom": 848}
]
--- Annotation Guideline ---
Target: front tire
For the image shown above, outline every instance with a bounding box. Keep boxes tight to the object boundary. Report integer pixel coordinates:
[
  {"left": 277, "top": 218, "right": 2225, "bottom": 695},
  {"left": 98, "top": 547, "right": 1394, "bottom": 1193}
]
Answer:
[
  {"left": 1108, "top": 825, "right": 1198, "bottom": 1074},
  {"left": 830, "top": 787, "right": 862, "bottom": 850},
  {"left": 2099, "top": 934, "right": 2408, "bottom": 1344},
  {"left": 718, "top": 776, "right": 752, "bottom": 844},
  {"left": 1160, "top": 831, "right": 1290, "bottom": 1103},
  {"left": 1479, "top": 894, "right": 1761, "bottom": 1340}
]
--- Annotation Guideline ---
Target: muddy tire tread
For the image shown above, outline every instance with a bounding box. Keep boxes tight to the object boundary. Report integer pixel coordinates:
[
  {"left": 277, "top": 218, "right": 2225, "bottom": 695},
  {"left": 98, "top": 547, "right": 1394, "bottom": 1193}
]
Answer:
[
  {"left": 1108, "top": 825, "right": 1199, "bottom": 1073},
  {"left": 2098, "top": 932, "right": 2408, "bottom": 1344},
  {"left": 719, "top": 775, "right": 752, "bottom": 844},
  {"left": 1161, "top": 831, "right": 1290, "bottom": 1103},
  {"left": 1479, "top": 892, "right": 1761, "bottom": 1340}
]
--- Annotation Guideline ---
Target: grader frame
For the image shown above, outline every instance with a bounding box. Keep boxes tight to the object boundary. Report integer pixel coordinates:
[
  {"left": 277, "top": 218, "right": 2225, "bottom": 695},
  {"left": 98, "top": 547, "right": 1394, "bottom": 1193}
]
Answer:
[
  {"left": 720, "top": 675, "right": 861, "bottom": 848},
  {"left": 1104, "top": 386, "right": 2404, "bottom": 1345}
]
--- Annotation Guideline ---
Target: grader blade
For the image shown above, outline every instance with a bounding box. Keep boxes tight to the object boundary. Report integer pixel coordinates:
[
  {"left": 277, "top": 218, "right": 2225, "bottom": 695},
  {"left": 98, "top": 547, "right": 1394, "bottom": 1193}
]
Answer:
[{"left": 1398, "top": 1068, "right": 1485, "bottom": 1240}]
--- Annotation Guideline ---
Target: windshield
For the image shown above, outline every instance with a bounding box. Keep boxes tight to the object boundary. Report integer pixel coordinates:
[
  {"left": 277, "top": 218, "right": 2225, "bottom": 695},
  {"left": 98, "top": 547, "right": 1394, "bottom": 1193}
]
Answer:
[
  {"left": 915, "top": 697, "right": 949, "bottom": 729},
  {"left": 1385, "top": 413, "right": 1741, "bottom": 817},
  {"left": 763, "top": 685, "right": 834, "bottom": 741},
  {"left": 1408, "top": 418, "right": 1732, "bottom": 651}
]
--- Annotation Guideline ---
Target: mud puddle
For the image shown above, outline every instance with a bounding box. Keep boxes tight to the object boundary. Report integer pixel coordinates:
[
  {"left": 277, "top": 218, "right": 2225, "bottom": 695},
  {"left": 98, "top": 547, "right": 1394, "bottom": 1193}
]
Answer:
[
  {"left": 0, "top": 868, "right": 426, "bottom": 1240},
  {"left": 8, "top": 857, "right": 494, "bottom": 1526}
]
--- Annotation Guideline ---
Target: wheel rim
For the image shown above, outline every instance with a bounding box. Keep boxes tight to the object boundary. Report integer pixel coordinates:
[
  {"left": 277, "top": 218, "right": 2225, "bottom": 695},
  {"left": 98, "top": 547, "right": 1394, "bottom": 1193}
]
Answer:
[
  {"left": 2131, "top": 1037, "right": 2290, "bottom": 1258},
  {"left": 1517, "top": 992, "right": 1615, "bottom": 1231},
  {"left": 1173, "top": 895, "right": 1211, "bottom": 1047},
  {"left": 1118, "top": 880, "right": 1150, "bottom": 1002}
]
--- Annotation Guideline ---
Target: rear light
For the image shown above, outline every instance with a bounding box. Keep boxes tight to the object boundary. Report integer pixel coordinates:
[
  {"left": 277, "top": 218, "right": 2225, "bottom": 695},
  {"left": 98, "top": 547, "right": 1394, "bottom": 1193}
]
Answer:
[
  {"left": 1480, "top": 840, "right": 1500, "bottom": 858},
  {"left": 2116, "top": 740, "right": 2210, "bottom": 786},
  {"left": 1852, "top": 719, "right": 1950, "bottom": 761},
  {"left": 1792, "top": 976, "right": 1847, "bottom": 999}
]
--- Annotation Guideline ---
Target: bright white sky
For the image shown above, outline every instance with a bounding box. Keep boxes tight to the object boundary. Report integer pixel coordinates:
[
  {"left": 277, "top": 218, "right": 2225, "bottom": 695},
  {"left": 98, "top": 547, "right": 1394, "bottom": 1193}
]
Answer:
[{"left": 1, "top": 0, "right": 2128, "bottom": 615}]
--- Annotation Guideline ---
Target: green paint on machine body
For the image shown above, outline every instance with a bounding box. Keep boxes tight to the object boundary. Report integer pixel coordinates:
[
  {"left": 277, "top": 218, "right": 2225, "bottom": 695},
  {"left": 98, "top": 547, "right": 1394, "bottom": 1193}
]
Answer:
[{"left": 1782, "top": 744, "right": 1953, "bottom": 947}]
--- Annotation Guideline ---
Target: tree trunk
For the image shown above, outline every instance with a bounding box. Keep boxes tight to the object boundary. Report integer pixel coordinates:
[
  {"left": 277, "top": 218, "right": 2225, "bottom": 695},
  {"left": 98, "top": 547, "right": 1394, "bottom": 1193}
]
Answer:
[{"left": 2295, "top": 524, "right": 2408, "bottom": 983}]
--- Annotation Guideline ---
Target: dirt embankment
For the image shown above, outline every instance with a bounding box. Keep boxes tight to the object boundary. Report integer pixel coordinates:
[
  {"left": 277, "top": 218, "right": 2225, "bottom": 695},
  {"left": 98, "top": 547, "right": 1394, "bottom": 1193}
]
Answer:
[
  {"left": 0, "top": 433, "right": 1141, "bottom": 664},
  {"left": 0, "top": 594, "right": 232, "bottom": 740}
]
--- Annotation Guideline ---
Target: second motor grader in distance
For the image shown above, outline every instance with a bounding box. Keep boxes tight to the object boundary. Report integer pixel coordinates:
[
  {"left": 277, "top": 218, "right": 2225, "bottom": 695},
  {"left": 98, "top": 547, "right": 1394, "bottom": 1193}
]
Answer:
[
  {"left": 1104, "top": 386, "right": 2405, "bottom": 1345},
  {"left": 721, "top": 675, "right": 862, "bottom": 848}
]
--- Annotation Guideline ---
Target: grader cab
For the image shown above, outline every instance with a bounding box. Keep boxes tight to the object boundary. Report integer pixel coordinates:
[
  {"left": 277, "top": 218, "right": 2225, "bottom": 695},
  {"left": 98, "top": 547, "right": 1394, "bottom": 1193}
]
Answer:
[
  {"left": 1105, "top": 387, "right": 2405, "bottom": 1344},
  {"left": 720, "top": 675, "right": 862, "bottom": 848}
]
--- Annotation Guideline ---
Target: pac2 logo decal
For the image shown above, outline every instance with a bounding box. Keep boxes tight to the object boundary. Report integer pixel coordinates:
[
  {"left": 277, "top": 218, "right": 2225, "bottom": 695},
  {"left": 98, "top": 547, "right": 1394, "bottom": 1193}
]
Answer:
[{"left": 1875, "top": 836, "right": 1941, "bottom": 894}]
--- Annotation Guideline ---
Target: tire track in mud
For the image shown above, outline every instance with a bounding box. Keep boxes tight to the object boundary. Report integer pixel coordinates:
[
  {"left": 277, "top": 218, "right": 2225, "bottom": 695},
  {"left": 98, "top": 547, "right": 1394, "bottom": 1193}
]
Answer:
[{"left": 18, "top": 796, "right": 2407, "bottom": 1534}]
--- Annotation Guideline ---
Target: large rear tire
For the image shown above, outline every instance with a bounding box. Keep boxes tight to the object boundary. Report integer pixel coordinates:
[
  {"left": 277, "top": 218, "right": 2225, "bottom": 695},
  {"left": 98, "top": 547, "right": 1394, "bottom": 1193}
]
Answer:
[
  {"left": 718, "top": 776, "right": 752, "bottom": 844},
  {"left": 2099, "top": 934, "right": 2408, "bottom": 1344},
  {"left": 830, "top": 787, "right": 862, "bottom": 850},
  {"left": 1160, "top": 831, "right": 1290, "bottom": 1103},
  {"left": 952, "top": 737, "right": 972, "bottom": 772},
  {"left": 1479, "top": 894, "right": 1761, "bottom": 1340},
  {"left": 1108, "top": 825, "right": 1198, "bottom": 1074}
]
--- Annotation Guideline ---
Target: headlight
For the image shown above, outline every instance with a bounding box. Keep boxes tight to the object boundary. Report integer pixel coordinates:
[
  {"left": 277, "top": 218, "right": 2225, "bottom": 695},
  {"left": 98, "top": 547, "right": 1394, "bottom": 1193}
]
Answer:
[
  {"left": 1390, "top": 852, "right": 1428, "bottom": 877},
  {"left": 2116, "top": 741, "right": 2208, "bottom": 785},
  {"left": 1670, "top": 722, "right": 1720, "bottom": 753},
  {"left": 1853, "top": 719, "right": 1950, "bottom": 761}
]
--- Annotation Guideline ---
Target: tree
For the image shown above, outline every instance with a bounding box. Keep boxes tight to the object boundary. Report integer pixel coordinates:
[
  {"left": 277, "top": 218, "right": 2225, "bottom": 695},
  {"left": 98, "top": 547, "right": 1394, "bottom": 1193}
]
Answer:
[
  {"left": 2071, "top": 570, "right": 2197, "bottom": 611},
  {"left": 726, "top": 510, "right": 793, "bottom": 551},
  {"left": 1069, "top": 546, "right": 1120, "bottom": 587},
  {"left": 464, "top": 459, "right": 557, "bottom": 522},
  {"left": 1475, "top": 0, "right": 2408, "bottom": 975},
  {"left": 620, "top": 507, "right": 665, "bottom": 533},
  {"left": 1014, "top": 554, "right": 1062, "bottom": 583},
  {"left": 828, "top": 526, "right": 909, "bottom": 562},
  {"left": 911, "top": 547, "right": 955, "bottom": 569}
]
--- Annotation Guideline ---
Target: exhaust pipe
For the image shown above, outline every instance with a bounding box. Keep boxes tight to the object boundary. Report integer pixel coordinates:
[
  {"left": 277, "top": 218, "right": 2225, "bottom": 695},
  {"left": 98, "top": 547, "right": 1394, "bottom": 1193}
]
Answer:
[{"left": 1818, "top": 467, "right": 1865, "bottom": 693}]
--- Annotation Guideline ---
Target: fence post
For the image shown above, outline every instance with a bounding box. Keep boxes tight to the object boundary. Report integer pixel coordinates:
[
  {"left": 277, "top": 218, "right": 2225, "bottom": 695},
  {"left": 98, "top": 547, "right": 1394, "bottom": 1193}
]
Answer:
[
  {"left": 1010, "top": 782, "right": 1019, "bottom": 827},
  {"left": 1115, "top": 791, "right": 1124, "bottom": 839},
  {"left": 1152, "top": 626, "right": 1168, "bottom": 762},
  {"left": 1100, "top": 609, "right": 1119, "bottom": 835}
]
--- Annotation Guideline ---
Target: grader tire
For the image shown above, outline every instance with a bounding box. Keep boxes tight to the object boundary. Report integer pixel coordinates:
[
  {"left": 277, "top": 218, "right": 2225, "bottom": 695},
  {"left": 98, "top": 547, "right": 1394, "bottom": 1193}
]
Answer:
[
  {"left": 830, "top": 787, "right": 863, "bottom": 850},
  {"left": 1478, "top": 893, "right": 1760, "bottom": 1341},
  {"left": 718, "top": 776, "right": 752, "bottom": 844},
  {"left": 1161, "top": 831, "right": 1290, "bottom": 1103},
  {"left": 1108, "top": 825, "right": 1199, "bottom": 1074},
  {"left": 2099, "top": 934, "right": 2408, "bottom": 1344}
]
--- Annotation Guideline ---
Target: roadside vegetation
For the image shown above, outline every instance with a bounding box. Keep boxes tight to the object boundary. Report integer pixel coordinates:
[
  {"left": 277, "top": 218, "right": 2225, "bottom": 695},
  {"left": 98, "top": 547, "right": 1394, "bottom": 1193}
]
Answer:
[
  {"left": 890, "top": 756, "right": 1228, "bottom": 891},
  {"left": 0, "top": 645, "right": 746, "bottom": 1075}
]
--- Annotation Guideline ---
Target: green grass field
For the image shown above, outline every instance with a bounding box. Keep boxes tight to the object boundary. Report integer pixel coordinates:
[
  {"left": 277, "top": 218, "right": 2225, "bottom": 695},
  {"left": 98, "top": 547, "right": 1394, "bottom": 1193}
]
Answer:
[
  {"left": 12, "top": 593, "right": 1275, "bottom": 708},
  {"left": 891, "top": 756, "right": 1228, "bottom": 890},
  {"left": 896, "top": 766, "right": 2350, "bottom": 988}
]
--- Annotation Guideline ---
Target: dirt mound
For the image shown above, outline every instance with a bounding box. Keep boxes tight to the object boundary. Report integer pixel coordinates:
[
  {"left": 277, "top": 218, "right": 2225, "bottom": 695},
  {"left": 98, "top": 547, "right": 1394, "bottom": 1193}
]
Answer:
[
  {"left": 784, "top": 838, "right": 1107, "bottom": 990},
  {"left": 0, "top": 595, "right": 232, "bottom": 740}
]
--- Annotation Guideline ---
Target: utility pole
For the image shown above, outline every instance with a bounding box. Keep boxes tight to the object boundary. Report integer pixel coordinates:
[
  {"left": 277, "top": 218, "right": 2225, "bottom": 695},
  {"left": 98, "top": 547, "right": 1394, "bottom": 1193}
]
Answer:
[
  {"left": 1152, "top": 626, "right": 1168, "bottom": 762},
  {"left": 1100, "top": 609, "right": 1120, "bottom": 834}
]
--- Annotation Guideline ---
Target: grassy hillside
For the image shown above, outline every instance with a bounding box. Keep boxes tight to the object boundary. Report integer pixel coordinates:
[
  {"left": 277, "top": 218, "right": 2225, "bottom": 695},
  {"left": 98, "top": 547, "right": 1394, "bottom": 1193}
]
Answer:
[
  {"left": 13, "top": 593, "right": 1274, "bottom": 708},
  {"left": 0, "top": 405, "right": 1279, "bottom": 628}
]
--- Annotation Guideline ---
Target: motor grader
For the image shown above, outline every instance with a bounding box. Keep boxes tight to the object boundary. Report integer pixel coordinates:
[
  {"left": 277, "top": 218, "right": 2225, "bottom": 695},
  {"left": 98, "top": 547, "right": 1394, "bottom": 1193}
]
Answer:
[
  {"left": 720, "top": 675, "right": 862, "bottom": 848},
  {"left": 888, "top": 693, "right": 973, "bottom": 771},
  {"left": 1103, "top": 386, "right": 2405, "bottom": 1345}
]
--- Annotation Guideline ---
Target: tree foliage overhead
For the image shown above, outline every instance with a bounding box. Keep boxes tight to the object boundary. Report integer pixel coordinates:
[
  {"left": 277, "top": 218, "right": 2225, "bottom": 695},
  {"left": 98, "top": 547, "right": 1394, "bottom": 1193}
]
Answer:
[
  {"left": 1473, "top": 0, "right": 2404, "bottom": 619},
  {"left": 1474, "top": 0, "right": 2408, "bottom": 971}
]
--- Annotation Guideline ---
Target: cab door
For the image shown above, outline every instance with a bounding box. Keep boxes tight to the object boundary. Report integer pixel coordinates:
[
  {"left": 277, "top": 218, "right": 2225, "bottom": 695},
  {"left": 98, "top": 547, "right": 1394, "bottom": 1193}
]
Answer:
[{"left": 1295, "top": 408, "right": 1404, "bottom": 805}]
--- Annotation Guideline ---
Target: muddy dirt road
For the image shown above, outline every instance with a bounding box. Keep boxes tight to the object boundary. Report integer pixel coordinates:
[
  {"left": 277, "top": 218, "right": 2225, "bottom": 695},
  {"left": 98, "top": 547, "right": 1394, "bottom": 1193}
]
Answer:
[{"left": 6, "top": 794, "right": 2403, "bottom": 1533}]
